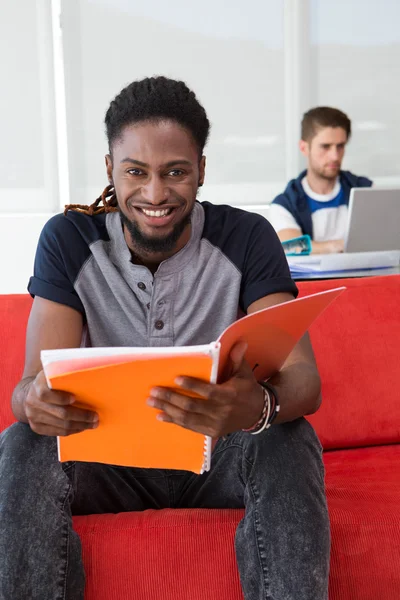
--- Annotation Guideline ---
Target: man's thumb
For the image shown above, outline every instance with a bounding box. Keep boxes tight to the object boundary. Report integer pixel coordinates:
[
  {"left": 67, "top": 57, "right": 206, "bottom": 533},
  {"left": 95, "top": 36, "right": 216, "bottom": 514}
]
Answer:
[{"left": 229, "top": 341, "right": 248, "bottom": 376}]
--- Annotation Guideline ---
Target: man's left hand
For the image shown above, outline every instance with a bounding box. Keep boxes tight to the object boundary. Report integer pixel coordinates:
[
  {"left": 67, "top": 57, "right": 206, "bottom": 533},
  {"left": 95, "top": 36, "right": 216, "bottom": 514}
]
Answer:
[{"left": 146, "top": 342, "right": 264, "bottom": 438}]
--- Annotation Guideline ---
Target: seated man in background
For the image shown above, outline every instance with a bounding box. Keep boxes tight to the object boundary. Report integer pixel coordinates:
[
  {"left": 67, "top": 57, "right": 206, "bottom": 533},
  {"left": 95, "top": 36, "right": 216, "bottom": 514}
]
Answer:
[{"left": 270, "top": 107, "right": 372, "bottom": 254}]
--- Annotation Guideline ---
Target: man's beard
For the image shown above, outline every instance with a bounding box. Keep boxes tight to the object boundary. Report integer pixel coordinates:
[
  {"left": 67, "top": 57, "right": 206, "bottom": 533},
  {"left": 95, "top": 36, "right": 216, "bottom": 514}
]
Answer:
[
  {"left": 119, "top": 209, "right": 193, "bottom": 254},
  {"left": 312, "top": 162, "right": 340, "bottom": 181}
]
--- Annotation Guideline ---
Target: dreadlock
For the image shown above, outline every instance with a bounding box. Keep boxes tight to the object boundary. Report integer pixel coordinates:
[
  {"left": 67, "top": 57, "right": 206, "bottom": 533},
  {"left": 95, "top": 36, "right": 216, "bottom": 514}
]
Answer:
[
  {"left": 63, "top": 184, "right": 118, "bottom": 216},
  {"left": 65, "top": 76, "right": 210, "bottom": 216}
]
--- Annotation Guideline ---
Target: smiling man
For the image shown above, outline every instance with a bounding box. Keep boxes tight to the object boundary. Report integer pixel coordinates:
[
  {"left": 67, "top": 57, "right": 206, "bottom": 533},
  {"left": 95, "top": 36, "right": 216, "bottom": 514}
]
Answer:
[
  {"left": 270, "top": 107, "right": 372, "bottom": 254},
  {"left": 1, "top": 77, "right": 329, "bottom": 600}
]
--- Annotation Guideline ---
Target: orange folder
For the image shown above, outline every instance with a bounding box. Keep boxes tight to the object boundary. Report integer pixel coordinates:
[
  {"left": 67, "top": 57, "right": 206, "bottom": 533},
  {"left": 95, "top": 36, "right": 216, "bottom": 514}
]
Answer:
[
  {"left": 217, "top": 287, "right": 345, "bottom": 381},
  {"left": 42, "top": 287, "right": 344, "bottom": 473}
]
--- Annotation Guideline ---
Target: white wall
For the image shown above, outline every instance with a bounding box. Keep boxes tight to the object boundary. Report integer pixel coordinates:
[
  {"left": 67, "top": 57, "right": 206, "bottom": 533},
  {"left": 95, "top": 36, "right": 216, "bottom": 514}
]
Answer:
[
  {"left": 0, "top": 0, "right": 58, "bottom": 294},
  {"left": 1, "top": 214, "right": 52, "bottom": 294},
  {"left": 61, "top": 0, "right": 286, "bottom": 203}
]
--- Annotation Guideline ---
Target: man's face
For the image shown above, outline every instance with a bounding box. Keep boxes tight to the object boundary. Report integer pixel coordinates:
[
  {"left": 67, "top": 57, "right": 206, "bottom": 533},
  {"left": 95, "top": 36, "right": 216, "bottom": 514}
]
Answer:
[
  {"left": 300, "top": 126, "right": 348, "bottom": 181},
  {"left": 106, "top": 120, "right": 205, "bottom": 255}
]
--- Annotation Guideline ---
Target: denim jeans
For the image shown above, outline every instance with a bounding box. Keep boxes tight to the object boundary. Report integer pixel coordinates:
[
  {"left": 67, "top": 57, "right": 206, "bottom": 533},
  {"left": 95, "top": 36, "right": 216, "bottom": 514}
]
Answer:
[{"left": 0, "top": 418, "right": 330, "bottom": 600}]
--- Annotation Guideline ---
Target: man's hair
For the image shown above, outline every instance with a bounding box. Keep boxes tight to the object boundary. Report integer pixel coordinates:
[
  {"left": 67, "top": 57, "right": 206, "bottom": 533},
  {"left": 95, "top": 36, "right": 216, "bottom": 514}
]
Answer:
[
  {"left": 106, "top": 76, "right": 210, "bottom": 156},
  {"left": 65, "top": 76, "right": 210, "bottom": 216},
  {"left": 301, "top": 107, "right": 351, "bottom": 142}
]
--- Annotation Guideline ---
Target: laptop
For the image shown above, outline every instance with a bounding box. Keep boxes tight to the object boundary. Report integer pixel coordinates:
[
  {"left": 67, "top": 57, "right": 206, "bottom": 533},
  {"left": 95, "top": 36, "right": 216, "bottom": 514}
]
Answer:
[{"left": 345, "top": 188, "right": 400, "bottom": 252}]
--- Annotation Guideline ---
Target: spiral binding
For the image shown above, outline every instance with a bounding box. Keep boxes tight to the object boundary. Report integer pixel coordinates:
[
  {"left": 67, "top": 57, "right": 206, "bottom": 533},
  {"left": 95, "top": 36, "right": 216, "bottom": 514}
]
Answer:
[
  {"left": 201, "top": 435, "right": 212, "bottom": 473},
  {"left": 199, "top": 343, "right": 220, "bottom": 473}
]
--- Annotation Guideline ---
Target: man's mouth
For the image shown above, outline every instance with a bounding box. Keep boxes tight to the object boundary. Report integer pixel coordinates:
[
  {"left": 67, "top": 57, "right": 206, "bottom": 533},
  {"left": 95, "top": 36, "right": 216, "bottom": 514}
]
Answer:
[
  {"left": 141, "top": 207, "right": 173, "bottom": 218},
  {"left": 132, "top": 205, "right": 181, "bottom": 228}
]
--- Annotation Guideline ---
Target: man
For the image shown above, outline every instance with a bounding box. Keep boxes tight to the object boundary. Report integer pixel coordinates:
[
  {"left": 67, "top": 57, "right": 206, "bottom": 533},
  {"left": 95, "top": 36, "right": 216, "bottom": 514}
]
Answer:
[
  {"left": 0, "top": 77, "right": 329, "bottom": 600},
  {"left": 270, "top": 107, "right": 372, "bottom": 254}
]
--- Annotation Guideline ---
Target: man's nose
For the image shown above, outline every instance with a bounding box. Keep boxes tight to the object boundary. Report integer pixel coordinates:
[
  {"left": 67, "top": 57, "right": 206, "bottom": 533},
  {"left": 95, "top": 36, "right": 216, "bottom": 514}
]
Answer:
[
  {"left": 141, "top": 176, "right": 170, "bottom": 205},
  {"left": 329, "top": 147, "right": 340, "bottom": 162}
]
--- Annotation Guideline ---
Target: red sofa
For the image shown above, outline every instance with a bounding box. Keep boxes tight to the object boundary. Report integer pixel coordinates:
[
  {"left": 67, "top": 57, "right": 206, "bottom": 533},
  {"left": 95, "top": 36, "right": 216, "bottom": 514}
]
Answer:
[{"left": 1, "top": 274, "right": 400, "bottom": 599}]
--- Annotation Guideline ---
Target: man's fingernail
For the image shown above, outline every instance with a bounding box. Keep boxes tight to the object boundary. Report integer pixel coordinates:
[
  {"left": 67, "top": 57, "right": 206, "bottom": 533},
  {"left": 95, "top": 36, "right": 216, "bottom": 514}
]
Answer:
[{"left": 175, "top": 377, "right": 184, "bottom": 386}]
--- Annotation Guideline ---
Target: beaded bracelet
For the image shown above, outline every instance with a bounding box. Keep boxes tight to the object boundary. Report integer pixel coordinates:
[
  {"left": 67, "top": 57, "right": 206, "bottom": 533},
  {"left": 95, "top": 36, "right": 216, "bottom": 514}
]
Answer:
[
  {"left": 250, "top": 388, "right": 272, "bottom": 435},
  {"left": 242, "top": 385, "right": 271, "bottom": 433},
  {"left": 259, "top": 381, "right": 280, "bottom": 426},
  {"left": 242, "top": 382, "right": 280, "bottom": 435}
]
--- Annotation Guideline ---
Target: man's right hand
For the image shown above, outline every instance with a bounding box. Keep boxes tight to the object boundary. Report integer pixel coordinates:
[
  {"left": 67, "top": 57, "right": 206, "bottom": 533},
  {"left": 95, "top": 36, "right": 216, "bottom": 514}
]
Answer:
[
  {"left": 311, "top": 238, "right": 345, "bottom": 254},
  {"left": 25, "top": 370, "right": 99, "bottom": 437},
  {"left": 327, "top": 238, "right": 345, "bottom": 254}
]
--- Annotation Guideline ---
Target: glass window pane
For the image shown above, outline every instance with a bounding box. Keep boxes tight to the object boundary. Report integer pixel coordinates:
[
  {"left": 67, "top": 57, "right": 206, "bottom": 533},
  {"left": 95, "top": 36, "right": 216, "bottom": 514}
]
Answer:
[
  {"left": 0, "top": 0, "right": 58, "bottom": 213},
  {"left": 62, "top": 0, "right": 285, "bottom": 206},
  {"left": 311, "top": 0, "right": 400, "bottom": 183}
]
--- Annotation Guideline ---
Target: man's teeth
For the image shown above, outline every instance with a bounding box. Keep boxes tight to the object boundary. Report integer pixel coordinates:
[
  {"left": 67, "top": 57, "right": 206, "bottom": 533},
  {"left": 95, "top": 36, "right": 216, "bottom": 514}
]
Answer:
[{"left": 142, "top": 208, "right": 172, "bottom": 217}]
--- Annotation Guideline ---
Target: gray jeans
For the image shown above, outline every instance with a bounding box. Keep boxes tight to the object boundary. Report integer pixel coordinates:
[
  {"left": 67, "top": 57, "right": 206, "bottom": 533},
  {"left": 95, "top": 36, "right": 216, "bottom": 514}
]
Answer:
[{"left": 0, "top": 418, "right": 330, "bottom": 600}]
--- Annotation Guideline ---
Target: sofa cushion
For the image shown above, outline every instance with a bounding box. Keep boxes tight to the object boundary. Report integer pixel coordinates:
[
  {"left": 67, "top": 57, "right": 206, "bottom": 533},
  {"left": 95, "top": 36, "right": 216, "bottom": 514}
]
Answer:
[
  {"left": 74, "top": 508, "right": 244, "bottom": 600},
  {"left": 324, "top": 444, "right": 400, "bottom": 600},
  {"left": 0, "top": 294, "right": 31, "bottom": 430},
  {"left": 298, "top": 275, "right": 400, "bottom": 449}
]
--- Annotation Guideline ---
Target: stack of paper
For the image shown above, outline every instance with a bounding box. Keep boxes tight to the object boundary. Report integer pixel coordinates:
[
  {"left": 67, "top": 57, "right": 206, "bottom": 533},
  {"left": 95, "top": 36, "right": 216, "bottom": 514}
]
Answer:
[{"left": 289, "top": 250, "right": 400, "bottom": 275}]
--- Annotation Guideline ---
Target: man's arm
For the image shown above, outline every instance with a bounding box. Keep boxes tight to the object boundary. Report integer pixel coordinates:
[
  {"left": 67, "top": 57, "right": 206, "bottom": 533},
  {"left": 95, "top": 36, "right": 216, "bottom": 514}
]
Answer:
[
  {"left": 277, "top": 228, "right": 344, "bottom": 254},
  {"left": 276, "top": 228, "right": 302, "bottom": 243},
  {"left": 146, "top": 292, "right": 322, "bottom": 437},
  {"left": 248, "top": 293, "right": 321, "bottom": 423},
  {"left": 310, "top": 239, "right": 344, "bottom": 254},
  {"left": 12, "top": 297, "right": 98, "bottom": 435},
  {"left": 270, "top": 203, "right": 341, "bottom": 254}
]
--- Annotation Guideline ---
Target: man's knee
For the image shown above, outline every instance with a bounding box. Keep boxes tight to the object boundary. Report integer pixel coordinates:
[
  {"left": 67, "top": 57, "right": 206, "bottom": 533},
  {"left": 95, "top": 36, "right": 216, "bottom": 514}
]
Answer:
[
  {"left": 0, "top": 422, "right": 58, "bottom": 477},
  {"left": 241, "top": 418, "right": 324, "bottom": 480},
  {"left": 0, "top": 422, "right": 71, "bottom": 527}
]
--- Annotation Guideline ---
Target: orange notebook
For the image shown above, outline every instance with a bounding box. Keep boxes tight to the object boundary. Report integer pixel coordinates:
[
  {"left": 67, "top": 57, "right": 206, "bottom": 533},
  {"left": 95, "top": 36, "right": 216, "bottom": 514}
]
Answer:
[{"left": 41, "top": 287, "right": 344, "bottom": 473}]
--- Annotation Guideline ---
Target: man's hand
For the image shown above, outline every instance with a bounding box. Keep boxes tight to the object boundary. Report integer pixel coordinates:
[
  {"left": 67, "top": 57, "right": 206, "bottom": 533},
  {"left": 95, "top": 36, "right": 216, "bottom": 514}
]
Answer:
[
  {"left": 326, "top": 238, "right": 345, "bottom": 253},
  {"left": 146, "top": 342, "right": 264, "bottom": 438},
  {"left": 311, "top": 238, "right": 344, "bottom": 254},
  {"left": 25, "top": 371, "right": 99, "bottom": 437}
]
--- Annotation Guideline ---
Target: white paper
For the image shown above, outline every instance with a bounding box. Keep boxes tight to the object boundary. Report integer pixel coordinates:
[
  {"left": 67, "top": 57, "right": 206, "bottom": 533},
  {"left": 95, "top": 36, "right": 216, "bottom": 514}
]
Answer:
[{"left": 289, "top": 250, "right": 400, "bottom": 274}]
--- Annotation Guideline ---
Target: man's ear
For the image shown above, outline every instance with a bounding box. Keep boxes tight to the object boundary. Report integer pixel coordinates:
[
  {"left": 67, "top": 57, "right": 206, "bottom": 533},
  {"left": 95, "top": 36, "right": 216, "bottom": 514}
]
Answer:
[
  {"left": 198, "top": 155, "right": 206, "bottom": 187},
  {"left": 105, "top": 154, "right": 113, "bottom": 185},
  {"left": 299, "top": 140, "right": 309, "bottom": 158}
]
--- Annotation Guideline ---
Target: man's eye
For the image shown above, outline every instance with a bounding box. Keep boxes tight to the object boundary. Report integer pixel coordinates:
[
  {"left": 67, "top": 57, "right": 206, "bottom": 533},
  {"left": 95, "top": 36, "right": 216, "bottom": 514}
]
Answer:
[
  {"left": 127, "top": 169, "right": 143, "bottom": 176},
  {"left": 168, "top": 169, "right": 184, "bottom": 177}
]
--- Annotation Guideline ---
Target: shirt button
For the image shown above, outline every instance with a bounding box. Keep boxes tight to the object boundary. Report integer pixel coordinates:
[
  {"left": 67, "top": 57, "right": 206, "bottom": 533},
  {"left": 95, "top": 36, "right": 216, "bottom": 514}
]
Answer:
[
  {"left": 138, "top": 282, "right": 146, "bottom": 290},
  {"left": 155, "top": 320, "right": 164, "bottom": 330}
]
